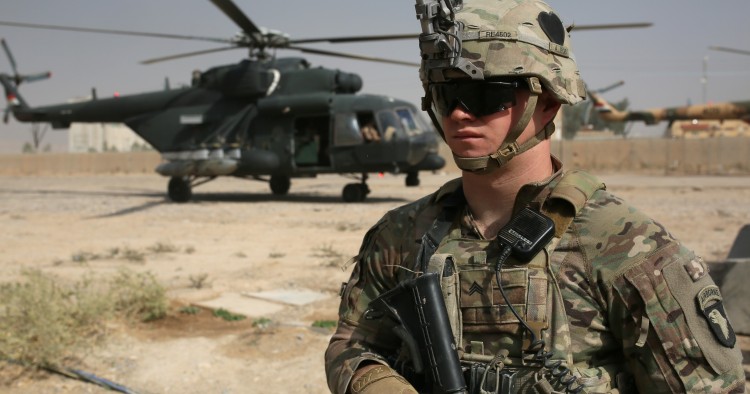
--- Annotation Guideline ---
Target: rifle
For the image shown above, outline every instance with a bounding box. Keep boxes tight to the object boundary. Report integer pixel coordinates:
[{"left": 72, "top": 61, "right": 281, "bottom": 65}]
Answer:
[{"left": 369, "top": 272, "right": 468, "bottom": 394}]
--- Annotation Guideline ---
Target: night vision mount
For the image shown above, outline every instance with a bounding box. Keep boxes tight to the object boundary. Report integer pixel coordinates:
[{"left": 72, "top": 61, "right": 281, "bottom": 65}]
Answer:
[{"left": 415, "top": 0, "right": 482, "bottom": 83}]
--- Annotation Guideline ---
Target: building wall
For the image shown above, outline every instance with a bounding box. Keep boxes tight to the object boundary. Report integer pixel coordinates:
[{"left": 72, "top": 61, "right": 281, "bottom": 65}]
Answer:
[
  {"left": 669, "top": 120, "right": 750, "bottom": 139},
  {"left": 68, "top": 122, "right": 151, "bottom": 153}
]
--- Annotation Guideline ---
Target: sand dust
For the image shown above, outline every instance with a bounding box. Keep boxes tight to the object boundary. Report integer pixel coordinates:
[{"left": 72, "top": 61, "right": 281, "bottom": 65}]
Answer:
[{"left": 1, "top": 171, "right": 748, "bottom": 393}]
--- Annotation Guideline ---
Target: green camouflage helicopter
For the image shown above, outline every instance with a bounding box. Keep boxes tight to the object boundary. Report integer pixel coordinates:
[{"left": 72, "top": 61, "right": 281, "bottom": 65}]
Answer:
[{"left": 0, "top": 0, "right": 444, "bottom": 203}]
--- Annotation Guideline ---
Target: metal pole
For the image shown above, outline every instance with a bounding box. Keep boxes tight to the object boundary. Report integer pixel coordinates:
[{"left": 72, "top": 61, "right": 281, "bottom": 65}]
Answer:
[{"left": 702, "top": 56, "right": 709, "bottom": 104}]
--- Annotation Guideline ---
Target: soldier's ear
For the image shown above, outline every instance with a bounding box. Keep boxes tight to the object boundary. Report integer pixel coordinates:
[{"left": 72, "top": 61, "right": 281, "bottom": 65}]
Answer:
[{"left": 538, "top": 91, "right": 561, "bottom": 124}]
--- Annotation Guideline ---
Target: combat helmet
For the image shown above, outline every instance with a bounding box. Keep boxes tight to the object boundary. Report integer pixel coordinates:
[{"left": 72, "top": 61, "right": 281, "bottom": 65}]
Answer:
[{"left": 415, "top": 0, "right": 587, "bottom": 173}]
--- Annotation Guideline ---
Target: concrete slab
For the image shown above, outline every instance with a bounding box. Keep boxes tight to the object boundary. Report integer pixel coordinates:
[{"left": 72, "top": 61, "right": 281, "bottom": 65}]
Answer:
[
  {"left": 242, "top": 289, "right": 329, "bottom": 306},
  {"left": 194, "top": 292, "right": 284, "bottom": 318}
]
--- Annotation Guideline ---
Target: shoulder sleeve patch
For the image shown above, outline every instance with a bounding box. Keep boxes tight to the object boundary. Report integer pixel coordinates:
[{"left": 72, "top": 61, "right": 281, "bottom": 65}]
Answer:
[
  {"left": 696, "top": 285, "right": 736, "bottom": 348},
  {"left": 684, "top": 256, "right": 708, "bottom": 281},
  {"left": 660, "top": 253, "right": 742, "bottom": 373}
]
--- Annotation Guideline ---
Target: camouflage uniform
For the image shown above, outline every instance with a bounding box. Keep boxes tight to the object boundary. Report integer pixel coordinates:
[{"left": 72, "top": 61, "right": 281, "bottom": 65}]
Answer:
[
  {"left": 327, "top": 1, "right": 745, "bottom": 392},
  {"left": 325, "top": 160, "right": 745, "bottom": 393}
]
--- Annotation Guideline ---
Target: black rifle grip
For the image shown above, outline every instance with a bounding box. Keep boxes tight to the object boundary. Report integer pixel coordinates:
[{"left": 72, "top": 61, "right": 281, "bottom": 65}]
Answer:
[{"left": 371, "top": 273, "right": 468, "bottom": 394}]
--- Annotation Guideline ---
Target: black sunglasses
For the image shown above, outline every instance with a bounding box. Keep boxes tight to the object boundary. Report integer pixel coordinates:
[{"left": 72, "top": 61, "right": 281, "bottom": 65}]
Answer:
[{"left": 429, "top": 80, "right": 526, "bottom": 118}]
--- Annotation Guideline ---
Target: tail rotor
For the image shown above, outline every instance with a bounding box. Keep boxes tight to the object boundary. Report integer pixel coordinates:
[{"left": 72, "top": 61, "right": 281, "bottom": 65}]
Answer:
[
  {"left": 1, "top": 38, "right": 50, "bottom": 123},
  {"left": 1, "top": 38, "right": 51, "bottom": 85},
  {"left": 582, "top": 80, "right": 625, "bottom": 126}
]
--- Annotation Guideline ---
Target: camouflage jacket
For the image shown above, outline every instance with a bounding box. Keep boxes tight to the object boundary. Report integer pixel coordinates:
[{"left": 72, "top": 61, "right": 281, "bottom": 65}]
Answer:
[{"left": 325, "top": 165, "right": 745, "bottom": 393}]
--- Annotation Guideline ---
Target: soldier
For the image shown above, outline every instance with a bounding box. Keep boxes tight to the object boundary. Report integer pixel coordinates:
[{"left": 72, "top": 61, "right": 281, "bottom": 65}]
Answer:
[{"left": 325, "top": 0, "right": 746, "bottom": 393}]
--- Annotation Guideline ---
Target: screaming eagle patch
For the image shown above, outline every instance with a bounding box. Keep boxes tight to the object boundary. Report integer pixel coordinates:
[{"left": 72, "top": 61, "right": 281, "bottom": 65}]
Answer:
[{"left": 698, "top": 285, "right": 736, "bottom": 347}]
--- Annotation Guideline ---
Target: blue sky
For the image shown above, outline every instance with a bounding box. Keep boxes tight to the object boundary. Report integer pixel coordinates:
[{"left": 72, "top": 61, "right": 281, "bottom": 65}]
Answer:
[{"left": 1, "top": 0, "right": 749, "bottom": 153}]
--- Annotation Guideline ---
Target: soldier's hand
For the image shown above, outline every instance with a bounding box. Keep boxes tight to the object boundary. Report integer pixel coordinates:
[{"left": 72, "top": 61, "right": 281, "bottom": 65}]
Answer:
[{"left": 349, "top": 364, "right": 418, "bottom": 394}]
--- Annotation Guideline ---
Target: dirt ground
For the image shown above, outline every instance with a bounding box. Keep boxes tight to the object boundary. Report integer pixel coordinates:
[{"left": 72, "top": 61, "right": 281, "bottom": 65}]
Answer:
[{"left": 0, "top": 171, "right": 748, "bottom": 393}]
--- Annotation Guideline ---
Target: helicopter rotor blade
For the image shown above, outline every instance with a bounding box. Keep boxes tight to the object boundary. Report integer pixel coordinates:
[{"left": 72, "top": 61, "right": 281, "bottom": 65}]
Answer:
[
  {"left": 288, "top": 22, "right": 652, "bottom": 45},
  {"left": 140, "top": 46, "right": 242, "bottom": 65},
  {"left": 1, "top": 38, "right": 19, "bottom": 75},
  {"left": 0, "top": 20, "right": 233, "bottom": 45},
  {"left": 210, "top": 0, "right": 262, "bottom": 39},
  {"left": 21, "top": 71, "right": 52, "bottom": 83},
  {"left": 709, "top": 46, "right": 750, "bottom": 56},
  {"left": 595, "top": 80, "right": 625, "bottom": 94},
  {"left": 287, "top": 45, "right": 419, "bottom": 67},
  {"left": 290, "top": 33, "right": 418, "bottom": 45},
  {"left": 568, "top": 22, "right": 652, "bottom": 31},
  {"left": 289, "top": 22, "right": 651, "bottom": 45}
]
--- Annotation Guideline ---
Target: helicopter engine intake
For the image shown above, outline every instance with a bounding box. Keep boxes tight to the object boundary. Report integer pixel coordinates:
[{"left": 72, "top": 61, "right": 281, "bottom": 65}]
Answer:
[
  {"left": 334, "top": 71, "right": 362, "bottom": 94},
  {"left": 200, "top": 60, "right": 277, "bottom": 99}
]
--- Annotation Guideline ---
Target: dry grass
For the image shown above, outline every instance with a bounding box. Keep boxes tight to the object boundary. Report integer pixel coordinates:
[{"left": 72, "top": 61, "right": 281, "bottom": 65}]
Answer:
[
  {"left": 0, "top": 268, "right": 167, "bottom": 369},
  {"left": 311, "top": 243, "right": 347, "bottom": 267}
]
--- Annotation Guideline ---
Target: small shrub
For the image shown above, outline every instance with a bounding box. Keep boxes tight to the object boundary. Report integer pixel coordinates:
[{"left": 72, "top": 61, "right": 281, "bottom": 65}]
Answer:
[
  {"left": 214, "top": 308, "right": 246, "bottom": 322},
  {"left": 312, "top": 320, "right": 337, "bottom": 329},
  {"left": 71, "top": 251, "right": 99, "bottom": 263},
  {"left": 106, "top": 247, "right": 120, "bottom": 258},
  {"left": 188, "top": 273, "right": 209, "bottom": 289},
  {"left": 335, "top": 222, "right": 363, "bottom": 232},
  {"left": 109, "top": 269, "right": 167, "bottom": 322},
  {"left": 120, "top": 247, "right": 146, "bottom": 263},
  {"left": 252, "top": 317, "right": 272, "bottom": 329},
  {"left": 179, "top": 306, "right": 201, "bottom": 315},
  {"left": 147, "top": 242, "right": 179, "bottom": 254},
  {"left": 312, "top": 244, "right": 345, "bottom": 267}
]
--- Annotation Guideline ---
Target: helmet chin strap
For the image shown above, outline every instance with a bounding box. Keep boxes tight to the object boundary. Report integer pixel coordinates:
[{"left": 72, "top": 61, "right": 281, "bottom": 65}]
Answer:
[{"left": 453, "top": 77, "right": 553, "bottom": 175}]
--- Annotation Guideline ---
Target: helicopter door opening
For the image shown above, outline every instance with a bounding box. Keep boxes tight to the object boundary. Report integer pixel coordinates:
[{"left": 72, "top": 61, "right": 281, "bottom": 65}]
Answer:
[
  {"left": 294, "top": 116, "right": 331, "bottom": 167},
  {"left": 357, "top": 112, "right": 382, "bottom": 143}
]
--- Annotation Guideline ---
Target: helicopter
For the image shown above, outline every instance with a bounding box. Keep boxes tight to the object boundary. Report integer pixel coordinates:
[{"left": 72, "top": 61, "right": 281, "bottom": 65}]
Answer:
[
  {"left": 584, "top": 44, "right": 750, "bottom": 131},
  {"left": 0, "top": 1, "right": 654, "bottom": 202},
  {"left": 589, "top": 90, "right": 750, "bottom": 127},
  {"left": 0, "top": 0, "right": 446, "bottom": 203}
]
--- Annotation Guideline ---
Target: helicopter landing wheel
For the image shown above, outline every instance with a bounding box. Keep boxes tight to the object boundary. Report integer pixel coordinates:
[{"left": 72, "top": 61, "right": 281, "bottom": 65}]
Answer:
[
  {"left": 343, "top": 183, "right": 368, "bottom": 202},
  {"left": 405, "top": 171, "right": 420, "bottom": 187},
  {"left": 269, "top": 175, "right": 291, "bottom": 195},
  {"left": 168, "top": 176, "right": 192, "bottom": 203}
]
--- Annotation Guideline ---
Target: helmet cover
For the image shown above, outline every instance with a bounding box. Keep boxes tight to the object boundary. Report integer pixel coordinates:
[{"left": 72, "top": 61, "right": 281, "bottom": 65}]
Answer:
[{"left": 417, "top": 0, "right": 586, "bottom": 105}]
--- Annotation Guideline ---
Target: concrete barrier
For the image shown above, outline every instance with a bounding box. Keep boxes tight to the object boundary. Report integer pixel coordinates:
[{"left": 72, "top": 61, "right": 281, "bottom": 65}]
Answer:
[
  {"left": 1, "top": 137, "right": 749, "bottom": 175},
  {"left": 0, "top": 151, "right": 161, "bottom": 175},
  {"left": 441, "top": 137, "right": 750, "bottom": 175}
]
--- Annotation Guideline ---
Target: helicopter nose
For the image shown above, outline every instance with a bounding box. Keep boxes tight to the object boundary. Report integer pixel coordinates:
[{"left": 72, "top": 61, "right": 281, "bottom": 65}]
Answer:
[{"left": 415, "top": 153, "right": 446, "bottom": 171}]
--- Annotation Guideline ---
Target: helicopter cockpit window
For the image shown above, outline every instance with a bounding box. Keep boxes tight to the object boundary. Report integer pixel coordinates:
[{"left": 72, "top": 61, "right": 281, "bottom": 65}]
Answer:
[
  {"left": 376, "top": 111, "right": 402, "bottom": 141},
  {"left": 333, "top": 113, "right": 364, "bottom": 147},
  {"left": 395, "top": 108, "right": 421, "bottom": 136},
  {"left": 412, "top": 109, "right": 435, "bottom": 135}
]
